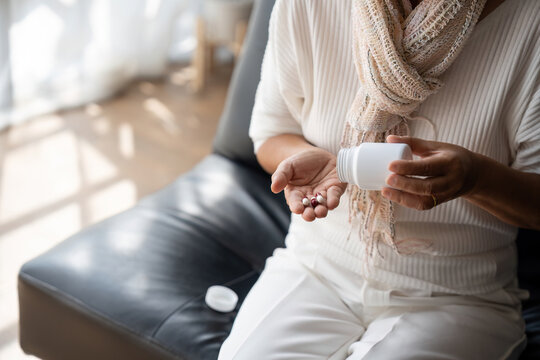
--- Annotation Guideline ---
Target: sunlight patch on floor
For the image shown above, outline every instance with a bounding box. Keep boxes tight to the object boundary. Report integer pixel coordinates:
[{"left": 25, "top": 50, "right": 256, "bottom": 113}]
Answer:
[{"left": 0, "top": 64, "right": 232, "bottom": 359}]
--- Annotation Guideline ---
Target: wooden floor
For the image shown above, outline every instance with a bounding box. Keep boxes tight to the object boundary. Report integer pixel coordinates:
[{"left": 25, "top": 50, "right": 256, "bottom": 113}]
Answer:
[{"left": 0, "top": 65, "right": 232, "bottom": 359}]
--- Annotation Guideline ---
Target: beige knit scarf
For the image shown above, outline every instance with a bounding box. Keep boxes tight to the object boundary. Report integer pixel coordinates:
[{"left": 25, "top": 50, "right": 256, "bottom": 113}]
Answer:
[{"left": 341, "top": 0, "right": 486, "bottom": 259}]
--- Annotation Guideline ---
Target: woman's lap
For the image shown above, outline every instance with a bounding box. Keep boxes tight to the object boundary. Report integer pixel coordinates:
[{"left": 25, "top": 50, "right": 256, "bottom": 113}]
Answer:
[
  {"left": 348, "top": 305, "right": 526, "bottom": 359},
  {"left": 218, "top": 248, "right": 365, "bottom": 359},
  {"left": 217, "top": 248, "right": 526, "bottom": 360}
]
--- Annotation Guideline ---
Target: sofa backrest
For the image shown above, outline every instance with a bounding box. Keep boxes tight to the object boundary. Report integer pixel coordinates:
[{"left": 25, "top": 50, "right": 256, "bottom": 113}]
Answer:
[{"left": 212, "top": 0, "right": 276, "bottom": 169}]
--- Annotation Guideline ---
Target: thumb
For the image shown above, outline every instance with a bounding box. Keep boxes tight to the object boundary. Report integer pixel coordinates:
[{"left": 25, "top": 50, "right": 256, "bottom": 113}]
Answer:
[
  {"left": 271, "top": 160, "right": 293, "bottom": 194},
  {"left": 386, "top": 135, "right": 437, "bottom": 157}
]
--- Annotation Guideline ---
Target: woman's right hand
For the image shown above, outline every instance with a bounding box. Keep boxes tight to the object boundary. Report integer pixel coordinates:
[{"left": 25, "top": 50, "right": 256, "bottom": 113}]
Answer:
[{"left": 271, "top": 148, "right": 347, "bottom": 222}]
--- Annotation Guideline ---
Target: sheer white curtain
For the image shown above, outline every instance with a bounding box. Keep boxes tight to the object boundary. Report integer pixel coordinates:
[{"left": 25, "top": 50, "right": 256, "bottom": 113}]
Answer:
[{"left": 0, "top": 0, "right": 193, "bottom": 130}]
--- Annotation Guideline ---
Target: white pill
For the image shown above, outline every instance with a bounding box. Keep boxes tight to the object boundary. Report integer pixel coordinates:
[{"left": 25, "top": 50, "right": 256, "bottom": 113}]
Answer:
[
  {"left": 316, "top": 194, "right": 324, "bottom": 203},
  {"left": 205, "top": 285, "right": 238, "bottom": 313},
  {"left": 302, "top": 198, "right": 310, "bottom": 206}
]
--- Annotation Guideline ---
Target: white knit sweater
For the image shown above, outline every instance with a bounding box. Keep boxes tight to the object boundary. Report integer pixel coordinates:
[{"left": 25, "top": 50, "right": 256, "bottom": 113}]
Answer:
[{"left": 249, "top": 0, "right": 540, "bottom": 295}]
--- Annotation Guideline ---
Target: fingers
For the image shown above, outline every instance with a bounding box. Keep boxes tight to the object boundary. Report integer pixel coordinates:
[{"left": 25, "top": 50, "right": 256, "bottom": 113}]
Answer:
[
  {"left": 386, "top": 174, "right": 451, "bottom": 196},
  {"left": 302, "top": 207, "right": 316, "bottom": 222},
  {"left": 284, "top": 188, "right": 334, "bottom": 221},
  {"left": 386, "top": 135, "right": 440, "bottom": 156},
  {"left": 271, "top": 161, "right": 293, "bottom": 194},
  {"left": 314, "top": 205, "right": 328, "bottom": 218},
  {"left": 326, "top": 185, "right": 346, "bottom": 210},
  {"left": 384, "top": 137, "right": 475, "bottom": 211},
  {"left": 389, "top": 157, "right": 447, "bottom": 176},
  {"left": 287, "top": 189, "right": 305, "bottom": 214},
  {"left": 302, "top": 195, "right": 328, "bottom": 221},
  {"left": 381, "top": 187, "right": 437, "bottom": 211},
  {"left": 298, "top": 194, "right": 324, "bottom": 222},
  {"left": 384, "top": 172, "right": 457, "bottom": 210}
]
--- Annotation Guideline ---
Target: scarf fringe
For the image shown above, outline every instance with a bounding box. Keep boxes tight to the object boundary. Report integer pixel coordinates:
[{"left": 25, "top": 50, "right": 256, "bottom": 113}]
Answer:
[
  {"left": 352, "top": 0, "right": 486, "bottom": 117},
  {"left": 342, "top": 0, "right": 485, "bottom": 269}
]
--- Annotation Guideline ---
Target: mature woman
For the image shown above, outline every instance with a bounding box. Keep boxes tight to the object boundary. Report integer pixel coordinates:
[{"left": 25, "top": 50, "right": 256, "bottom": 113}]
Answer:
[{"left": 218, "top": 0, "right": 540, "bottom": 359}]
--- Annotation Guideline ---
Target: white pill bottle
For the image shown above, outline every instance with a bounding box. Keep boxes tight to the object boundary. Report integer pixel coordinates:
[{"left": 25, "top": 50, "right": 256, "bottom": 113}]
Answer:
[{"left": 337, "top": 143, "right": 413, "bottom": 190}]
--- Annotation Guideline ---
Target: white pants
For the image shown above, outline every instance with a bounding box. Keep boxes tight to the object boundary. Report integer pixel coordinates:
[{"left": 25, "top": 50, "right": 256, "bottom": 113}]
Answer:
[{"left": 218, "top": 247, "right": 527, "bottom": 360}]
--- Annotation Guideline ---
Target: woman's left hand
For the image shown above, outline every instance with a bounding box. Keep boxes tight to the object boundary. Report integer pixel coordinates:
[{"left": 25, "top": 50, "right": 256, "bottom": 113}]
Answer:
[{"left": 381, "top": 135, "right": 479, "bottom": 210}]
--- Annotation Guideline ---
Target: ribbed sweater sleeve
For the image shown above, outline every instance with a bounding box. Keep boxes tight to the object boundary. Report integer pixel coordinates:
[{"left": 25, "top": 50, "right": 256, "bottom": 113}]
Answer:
[{"left": 513, "top": 79, "right": 540, "bottom": 172}]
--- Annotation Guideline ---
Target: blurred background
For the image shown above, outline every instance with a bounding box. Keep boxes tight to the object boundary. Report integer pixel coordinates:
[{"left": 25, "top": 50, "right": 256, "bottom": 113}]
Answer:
[{"left": 0, "top": 0, "right": 253, "bottom": 358}]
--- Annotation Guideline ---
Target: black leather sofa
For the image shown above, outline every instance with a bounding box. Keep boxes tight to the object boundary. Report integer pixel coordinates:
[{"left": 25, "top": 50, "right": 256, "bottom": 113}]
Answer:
[{"left": 18, "top": 0, "right": 540, "bottom": 359}]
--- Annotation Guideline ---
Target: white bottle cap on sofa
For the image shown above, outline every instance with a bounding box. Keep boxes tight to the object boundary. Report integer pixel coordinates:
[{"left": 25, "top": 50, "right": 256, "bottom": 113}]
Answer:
[
  {"left": 337, "top": 143, "right": 413, "bottom": 190},
  {"left": 205, "top": 285, "right": 239, "bottom": 313}
]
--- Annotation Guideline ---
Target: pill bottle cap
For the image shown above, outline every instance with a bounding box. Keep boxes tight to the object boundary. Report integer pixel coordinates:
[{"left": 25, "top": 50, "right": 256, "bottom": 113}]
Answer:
[{"left": 205, "top": 285, "right": 239, "bottom": 313}]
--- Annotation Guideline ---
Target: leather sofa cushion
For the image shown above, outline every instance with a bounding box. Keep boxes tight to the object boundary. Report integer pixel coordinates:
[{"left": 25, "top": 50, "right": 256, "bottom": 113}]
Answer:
[{"left": 19, "top": 154, "right": 289, "bottom": 359}]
